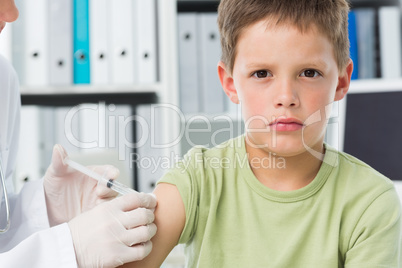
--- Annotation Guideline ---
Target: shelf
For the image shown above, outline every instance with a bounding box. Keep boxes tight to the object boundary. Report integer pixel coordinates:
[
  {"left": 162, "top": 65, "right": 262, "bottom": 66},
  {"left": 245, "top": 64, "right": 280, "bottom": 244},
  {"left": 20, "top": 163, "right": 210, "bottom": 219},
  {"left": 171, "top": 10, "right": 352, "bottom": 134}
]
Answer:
[
  {"left": 21, "top": 91, "right": 158, "bottom": 106},
  {"left": 350, "top": 0, "right": 400, "bottom": 8},
  {"left": 177, "top": 0, "right": 400, "bottom": 13},
  {"left": 20, "top": 83, "right": 161, "bottom": 95},
  {"left": 349, "top": 78, "right": 402, "bottom": 94},
  {"left": 177, "top": 0, "right": 219, "bottom": 12}
]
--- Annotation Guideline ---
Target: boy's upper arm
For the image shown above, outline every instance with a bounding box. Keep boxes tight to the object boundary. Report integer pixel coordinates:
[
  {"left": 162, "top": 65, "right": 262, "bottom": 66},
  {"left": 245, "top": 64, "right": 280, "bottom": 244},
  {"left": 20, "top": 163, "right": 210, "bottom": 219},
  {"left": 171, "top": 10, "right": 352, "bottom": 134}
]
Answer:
[
  {"left": 121, "top": 183, "right": 186, "bottom": 268},
  {"left": 344, "top": 188, "right": 401, "bottom": 267}
]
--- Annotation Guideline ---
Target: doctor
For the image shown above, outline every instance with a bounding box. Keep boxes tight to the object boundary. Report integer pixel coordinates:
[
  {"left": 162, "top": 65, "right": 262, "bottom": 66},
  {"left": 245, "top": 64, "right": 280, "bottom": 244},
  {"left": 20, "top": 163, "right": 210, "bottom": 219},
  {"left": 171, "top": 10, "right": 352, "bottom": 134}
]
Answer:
[{"left": 0, "top": 0, "right": 157, "bottom": 267}]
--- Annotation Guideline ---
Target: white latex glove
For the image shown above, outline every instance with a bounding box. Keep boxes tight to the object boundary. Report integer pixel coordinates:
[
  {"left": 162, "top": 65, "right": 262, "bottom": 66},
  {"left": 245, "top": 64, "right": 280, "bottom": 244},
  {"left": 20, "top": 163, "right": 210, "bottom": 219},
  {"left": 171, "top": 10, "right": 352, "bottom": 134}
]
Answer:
[
  {"left": 68, "top": 192, "right": 157, "bottom": 268},
  {"left": 44, "top": 144, "right": 119, "bottom": 226}
]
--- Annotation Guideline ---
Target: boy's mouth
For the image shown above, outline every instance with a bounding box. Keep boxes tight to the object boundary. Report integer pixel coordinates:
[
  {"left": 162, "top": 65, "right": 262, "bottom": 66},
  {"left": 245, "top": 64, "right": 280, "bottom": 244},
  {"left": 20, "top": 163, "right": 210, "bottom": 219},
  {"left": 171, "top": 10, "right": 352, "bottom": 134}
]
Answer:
[{"left": 268, "top": 118, "right": 304, "bottom": 132}]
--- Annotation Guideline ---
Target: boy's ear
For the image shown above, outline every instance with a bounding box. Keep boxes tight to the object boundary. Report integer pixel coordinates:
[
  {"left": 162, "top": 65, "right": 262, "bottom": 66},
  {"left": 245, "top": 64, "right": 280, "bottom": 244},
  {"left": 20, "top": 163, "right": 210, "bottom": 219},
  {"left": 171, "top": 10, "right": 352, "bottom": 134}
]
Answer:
[
  {"left": 217, "top": 61, "right": 239, "bottom": 104},
  {"left": 334, "top": 59, "right": 353, "bottom": 101}
]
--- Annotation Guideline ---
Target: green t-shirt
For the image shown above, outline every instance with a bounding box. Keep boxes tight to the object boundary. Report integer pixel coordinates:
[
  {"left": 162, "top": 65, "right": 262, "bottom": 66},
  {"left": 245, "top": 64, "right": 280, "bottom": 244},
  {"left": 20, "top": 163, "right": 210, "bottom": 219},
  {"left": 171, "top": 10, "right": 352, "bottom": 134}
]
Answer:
[{"left": 159, "top": 135, "right": 401, "bottom": 267}]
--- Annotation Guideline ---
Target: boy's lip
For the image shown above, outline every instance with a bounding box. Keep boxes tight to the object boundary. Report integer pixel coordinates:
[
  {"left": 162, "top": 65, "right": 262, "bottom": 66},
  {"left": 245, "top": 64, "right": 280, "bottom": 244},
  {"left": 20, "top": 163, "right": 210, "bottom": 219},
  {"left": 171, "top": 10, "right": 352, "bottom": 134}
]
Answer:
[
  {"left": 269, "top": 117, "right": 304, "bottom": 126},
  {"left": 269, "top": 117, "right": 304, "bottom": 131}
]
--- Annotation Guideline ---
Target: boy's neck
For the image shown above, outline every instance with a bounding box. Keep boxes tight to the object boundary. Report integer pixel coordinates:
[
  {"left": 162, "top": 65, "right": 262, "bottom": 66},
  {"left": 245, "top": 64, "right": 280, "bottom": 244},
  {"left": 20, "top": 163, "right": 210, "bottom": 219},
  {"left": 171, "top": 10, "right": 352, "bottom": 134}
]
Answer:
[{"left": 245, "top": 140, "right": 324, "bottom": 192}]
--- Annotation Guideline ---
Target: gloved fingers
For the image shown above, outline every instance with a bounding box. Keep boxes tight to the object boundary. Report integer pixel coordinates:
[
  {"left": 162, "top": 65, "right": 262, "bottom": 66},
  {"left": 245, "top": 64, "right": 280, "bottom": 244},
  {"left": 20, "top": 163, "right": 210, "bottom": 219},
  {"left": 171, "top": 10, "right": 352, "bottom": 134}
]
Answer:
[
  {"left": 49, "top": 144, "right": 69, "bottom": 176},
  {"left": 119, "top": 240, "right": 153, "bottom": 264},
  {"left": 137, "top": 192, "right": 157, "bottom": 209},
  {"left": 95, "top": 195, "right": 116, "bottom": 206},
  {"left": 112, "top": 191, "right": 150, "bottom": 211},
  {"left": 147, "top": 223, "right": 157, "bottom": 240},
  {"left": 121, "top": 223, "right": 157, "bottom": 246},
  {"left": 122, "top": 207, "right": 155, "bottom": 229},
  {"left": 92, "top": 165, "right": 120, "bottom": 198}
]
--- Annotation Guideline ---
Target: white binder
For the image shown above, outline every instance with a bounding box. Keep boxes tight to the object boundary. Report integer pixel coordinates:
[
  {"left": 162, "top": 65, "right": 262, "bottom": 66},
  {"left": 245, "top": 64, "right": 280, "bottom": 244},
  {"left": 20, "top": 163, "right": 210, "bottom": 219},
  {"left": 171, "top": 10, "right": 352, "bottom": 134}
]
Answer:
[
  {"left": 136, "top": 105, "right": 165, "bottom": 193},
  {"left": 54, "top": 107, "right": 81, "bottom": 155},
  {"left": 177, "top": 13, "right": 200, "bottom": 114},
  {"left": 49, "top": 0, "right": 73, "bottom": 85},
  {"left": 378, "top": 6, "right": 402, "bottom": 79},
  {"left": 107, "top": 105, "right": 133, "bottom": 189},
  {"left": 198, "top": 13, "right": 225, "bottom": 113},
  {"left": 133, "top": 0, "right": 157, "bottom": 84},
  {"left": 39, "top": 108, "right": 56, "bottom": 175},
  {"left": 78, "top": 104, "right": 101, "bottom": 150},
  {"left": 89, "top": 0, "right": 110, "bottom": 85},
  {"left": 110, "top": 0, "right": 135, "bottom": 84},
  {"left": 24, "top": 0, "right": 49, "bottom": 86},
  {"left": 15, "top": 107, "right": 42, "bottom": 185}
]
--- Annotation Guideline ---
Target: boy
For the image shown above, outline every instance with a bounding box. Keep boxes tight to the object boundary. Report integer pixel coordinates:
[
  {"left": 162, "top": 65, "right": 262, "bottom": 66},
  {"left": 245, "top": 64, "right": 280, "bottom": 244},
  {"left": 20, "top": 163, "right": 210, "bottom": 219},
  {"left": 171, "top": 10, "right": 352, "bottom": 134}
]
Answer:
[{"left": 124, "top": 0, "right": 401, "bottom": 267}]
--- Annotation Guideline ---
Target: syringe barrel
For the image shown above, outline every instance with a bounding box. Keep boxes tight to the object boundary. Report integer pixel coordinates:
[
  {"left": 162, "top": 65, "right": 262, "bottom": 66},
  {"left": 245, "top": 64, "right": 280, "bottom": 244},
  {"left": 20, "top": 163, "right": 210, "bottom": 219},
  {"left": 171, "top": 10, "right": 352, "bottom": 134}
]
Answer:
[{"left": 106, "top": 179, "right": 136, "bottom": 195}]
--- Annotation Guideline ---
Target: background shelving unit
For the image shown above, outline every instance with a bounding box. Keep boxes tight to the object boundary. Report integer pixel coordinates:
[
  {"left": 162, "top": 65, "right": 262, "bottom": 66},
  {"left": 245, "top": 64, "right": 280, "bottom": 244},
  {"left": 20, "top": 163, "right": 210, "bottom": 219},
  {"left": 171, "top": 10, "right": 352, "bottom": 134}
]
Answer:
[{"left": 11, "top": 0, "right": 181, "bottom": 193}]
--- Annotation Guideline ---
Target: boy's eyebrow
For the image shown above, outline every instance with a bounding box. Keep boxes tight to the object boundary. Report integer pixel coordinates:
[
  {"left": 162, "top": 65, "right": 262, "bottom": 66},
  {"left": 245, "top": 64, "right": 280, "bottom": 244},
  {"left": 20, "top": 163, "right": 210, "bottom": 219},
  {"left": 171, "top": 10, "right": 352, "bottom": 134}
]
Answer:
[
  {"left": 302, "top": 60, "right": 329, "bottom": 69},
  {"left": 244, "top": 60, "right": 329, "bottom": 70},
  {"left": 245, "top": 62, "right": 273, "bottom": 69}
]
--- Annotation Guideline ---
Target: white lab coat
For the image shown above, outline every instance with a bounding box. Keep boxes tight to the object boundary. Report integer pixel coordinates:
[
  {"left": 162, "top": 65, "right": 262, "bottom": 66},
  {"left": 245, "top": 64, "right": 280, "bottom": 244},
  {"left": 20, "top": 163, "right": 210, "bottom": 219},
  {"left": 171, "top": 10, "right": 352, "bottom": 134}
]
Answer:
[{"left": 0, "top": 55, "right": 77, "bottom": 267}]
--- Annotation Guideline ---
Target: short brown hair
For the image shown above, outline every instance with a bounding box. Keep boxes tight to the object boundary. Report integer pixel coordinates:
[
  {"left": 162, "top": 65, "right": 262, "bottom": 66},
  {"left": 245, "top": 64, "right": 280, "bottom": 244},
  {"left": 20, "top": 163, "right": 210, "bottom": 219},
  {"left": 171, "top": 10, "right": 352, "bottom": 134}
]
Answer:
[{"left": 217, "top": 0, "right": 350, "bottom": 74}]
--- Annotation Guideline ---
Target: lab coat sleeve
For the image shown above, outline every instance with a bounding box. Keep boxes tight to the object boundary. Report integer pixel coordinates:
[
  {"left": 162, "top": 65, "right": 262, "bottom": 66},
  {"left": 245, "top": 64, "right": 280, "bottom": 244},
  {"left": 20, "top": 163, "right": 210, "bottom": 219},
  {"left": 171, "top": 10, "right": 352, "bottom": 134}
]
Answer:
[
  {"left": 0, "top": 223, "right": 77, "bottom": 268},
  {"left": 0, "top": 180, "right": 78, "bottom": 267}
]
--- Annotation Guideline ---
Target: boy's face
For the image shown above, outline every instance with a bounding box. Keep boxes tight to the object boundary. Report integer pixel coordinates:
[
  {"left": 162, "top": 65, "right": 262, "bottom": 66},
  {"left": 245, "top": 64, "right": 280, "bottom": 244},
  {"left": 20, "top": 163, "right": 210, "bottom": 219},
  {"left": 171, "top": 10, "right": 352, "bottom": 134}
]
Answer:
[
  {"left": 218, "top": 20, "right": 353, "bottom": 158},
  {"left": 0, "top": 0, "right": 19, "bottom": 33}
]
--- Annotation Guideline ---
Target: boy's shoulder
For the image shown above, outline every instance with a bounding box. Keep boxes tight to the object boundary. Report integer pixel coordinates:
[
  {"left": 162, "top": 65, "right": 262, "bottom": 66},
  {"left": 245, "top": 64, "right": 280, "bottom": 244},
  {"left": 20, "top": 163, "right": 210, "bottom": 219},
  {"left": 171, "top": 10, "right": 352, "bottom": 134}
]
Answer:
[
  {"left": 180, "top": 135, "right": 244, "bottom": 173},
  {"left": 325, "top": 144, "right": 395, "bottom": 194}
]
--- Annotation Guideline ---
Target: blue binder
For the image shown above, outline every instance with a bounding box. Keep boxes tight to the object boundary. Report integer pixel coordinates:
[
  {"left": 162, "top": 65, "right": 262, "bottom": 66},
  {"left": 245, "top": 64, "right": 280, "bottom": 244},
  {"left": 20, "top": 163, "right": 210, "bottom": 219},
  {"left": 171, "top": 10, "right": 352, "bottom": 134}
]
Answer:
[
  {"left": 348, "top": 11, "right": 359, "bottom": 80},
  {"left": 73, "top": 0, "right": 90, "bottom": 84}
]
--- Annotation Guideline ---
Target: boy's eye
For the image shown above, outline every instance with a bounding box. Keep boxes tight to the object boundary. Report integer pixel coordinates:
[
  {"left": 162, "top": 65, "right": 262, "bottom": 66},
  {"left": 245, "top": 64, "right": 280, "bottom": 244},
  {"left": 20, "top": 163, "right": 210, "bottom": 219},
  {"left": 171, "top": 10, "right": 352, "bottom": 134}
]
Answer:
[
  {"left": 301, "top": 69, "right": 320, "bottom": 78},
  {"left": 253, "top": 70, "right": 271, "bottom": 78}
]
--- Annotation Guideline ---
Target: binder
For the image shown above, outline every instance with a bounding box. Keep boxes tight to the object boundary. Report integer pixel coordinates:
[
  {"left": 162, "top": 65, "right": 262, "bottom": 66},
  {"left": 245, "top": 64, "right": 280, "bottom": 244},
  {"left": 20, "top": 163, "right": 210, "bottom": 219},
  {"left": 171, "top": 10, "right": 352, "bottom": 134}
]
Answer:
[
  {"left": 79, "top": 103, "right": 101, "bottom": 150},
  {"left": 198, "top": 13, "right": 225, "bottom": 113},
  {"left": 16, "top": 107, "right": 42, "bottom": 183},
  {"left": 133, "top": 0, "right": 157, "bottom": 84},
  {"left": 49, "top": 0, "right": 73, "bottom": 85},
  {"left": 107, "top": 105, "right": 133, "bottom": 189},
  {"left": 177, "top": 13, "right": 200, "bottom": 114},
  {"left": 39, "top": 108, "right": 56, "bottom": 175},
  {"left": 110, "top": 0, "right": 135, "bottom": 84},
  {"left": 73, "top": 0, "right": 90, "bottom": 84},
  {"left": 378, "top": 6, "right": 402, "bottom": 78},
  {"left": 24, "top": 0, "right": 49, "bottom": 86},
  {"left": 54, "top": 107, "right": 81, "bottom": 155},
  {"left": 89, "top": 0, "right": 110, "bottom": 84},
  {"left": 136, "top": 105, "right": 165, "bottom": 193},
  {"left": 355, "top": 8, "right": 376, "bottom": 79},
  {"left": 348, "top": 11, "right": 359, "bottom": 80}
]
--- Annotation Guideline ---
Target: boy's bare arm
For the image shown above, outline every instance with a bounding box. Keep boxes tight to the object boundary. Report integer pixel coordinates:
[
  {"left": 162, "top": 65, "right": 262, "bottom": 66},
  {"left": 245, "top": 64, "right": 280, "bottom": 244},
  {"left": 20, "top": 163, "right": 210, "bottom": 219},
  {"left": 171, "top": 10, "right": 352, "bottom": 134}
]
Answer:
[{"left": 120, "top": 183, "right": 186, "bottom": 268}]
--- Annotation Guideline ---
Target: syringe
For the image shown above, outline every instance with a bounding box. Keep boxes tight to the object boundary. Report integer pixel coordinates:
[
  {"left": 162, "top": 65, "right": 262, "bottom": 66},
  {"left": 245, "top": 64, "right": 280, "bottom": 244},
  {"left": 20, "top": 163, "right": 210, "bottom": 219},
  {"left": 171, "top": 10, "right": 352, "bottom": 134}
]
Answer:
[{"left": 64, "top": 157, "right": 136, "bottom": 196}]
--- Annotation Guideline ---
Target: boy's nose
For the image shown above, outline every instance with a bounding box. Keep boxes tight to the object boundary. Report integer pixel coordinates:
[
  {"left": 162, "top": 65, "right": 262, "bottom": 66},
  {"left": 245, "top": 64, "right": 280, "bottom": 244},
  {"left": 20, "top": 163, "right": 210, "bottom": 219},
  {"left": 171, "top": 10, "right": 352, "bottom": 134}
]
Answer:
[{"left": 274, "top": 80, "right": 300, "bottom": 108}]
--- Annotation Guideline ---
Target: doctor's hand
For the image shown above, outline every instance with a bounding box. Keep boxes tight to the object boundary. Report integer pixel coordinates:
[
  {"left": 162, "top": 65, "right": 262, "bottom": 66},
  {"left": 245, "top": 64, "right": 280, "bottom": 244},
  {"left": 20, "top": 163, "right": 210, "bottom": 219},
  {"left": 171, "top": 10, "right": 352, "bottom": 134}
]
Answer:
[
  {"left": 68, "top": 191, "right": 157, "bottom": 268},
  {"left": 44, "top": 144, "right": 119, "bottom": 226}
]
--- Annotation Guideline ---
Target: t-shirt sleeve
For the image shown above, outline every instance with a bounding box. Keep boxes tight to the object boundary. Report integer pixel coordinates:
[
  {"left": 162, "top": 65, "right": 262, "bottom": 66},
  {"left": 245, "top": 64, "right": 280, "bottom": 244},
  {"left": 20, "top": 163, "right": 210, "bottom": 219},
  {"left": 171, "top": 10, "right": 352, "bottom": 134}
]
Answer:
[
  {"left": 344, "top": 186, "right": 402, "bottom": 267},
  {"left": 157, "top": 147, "right": 203, "bottom": 244}
]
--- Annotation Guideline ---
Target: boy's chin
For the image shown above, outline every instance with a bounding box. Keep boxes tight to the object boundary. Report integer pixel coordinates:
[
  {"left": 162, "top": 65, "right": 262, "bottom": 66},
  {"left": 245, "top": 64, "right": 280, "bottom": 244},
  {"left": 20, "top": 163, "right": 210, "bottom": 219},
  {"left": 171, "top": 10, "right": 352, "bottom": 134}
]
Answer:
[
  {"left": 264, "top": 144, "right": 309, "bottom": 158},
  {"left": 247, "top": 135, "right": 321, "bottom": 158}
]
